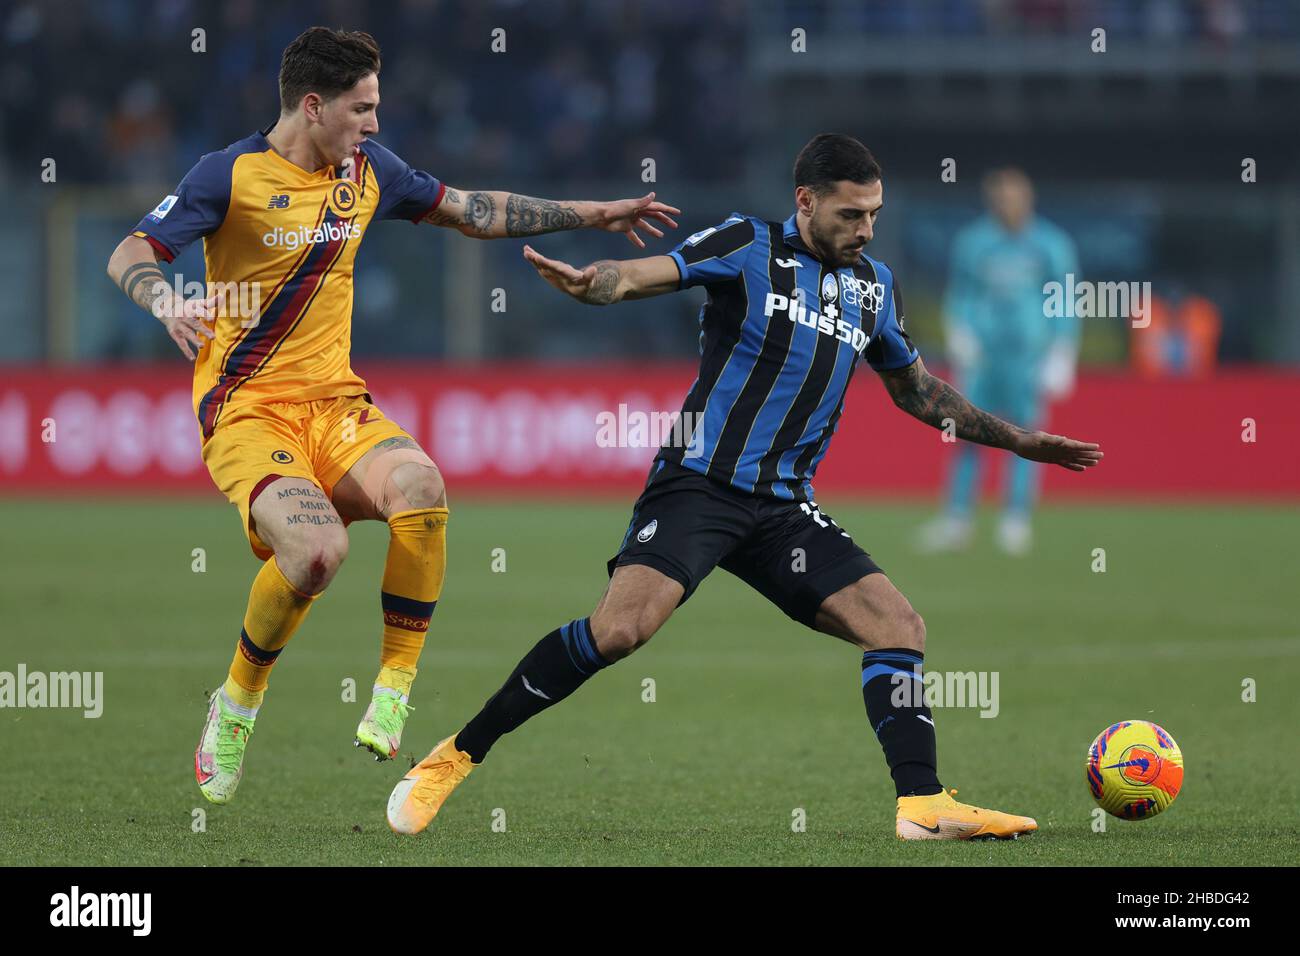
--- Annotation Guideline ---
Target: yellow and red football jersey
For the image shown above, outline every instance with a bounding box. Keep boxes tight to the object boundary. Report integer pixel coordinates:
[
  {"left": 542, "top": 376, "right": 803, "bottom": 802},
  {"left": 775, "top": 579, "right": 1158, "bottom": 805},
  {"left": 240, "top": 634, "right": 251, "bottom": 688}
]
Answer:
[{"left": 132, "top": 127, "right": 444, "bottom": 438}]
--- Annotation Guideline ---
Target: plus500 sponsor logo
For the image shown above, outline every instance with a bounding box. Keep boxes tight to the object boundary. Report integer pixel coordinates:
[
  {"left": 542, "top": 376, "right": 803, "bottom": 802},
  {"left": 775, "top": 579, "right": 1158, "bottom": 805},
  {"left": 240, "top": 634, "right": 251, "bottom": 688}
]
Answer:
[
  {"left": 262, "top": 221, "right": 362, "bottom": 249},
  {"left": 763, "top": 292, "right": 871, "bottom": 352}
]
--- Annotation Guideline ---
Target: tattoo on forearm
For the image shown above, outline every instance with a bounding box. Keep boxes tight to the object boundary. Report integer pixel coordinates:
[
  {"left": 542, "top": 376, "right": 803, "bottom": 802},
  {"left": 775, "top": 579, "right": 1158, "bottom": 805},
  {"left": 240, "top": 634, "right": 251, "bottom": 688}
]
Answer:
[
  {"left": 463, "top": 192, "right": 496, "bottom": 233},
  {"left": 422, "top": 188, "right": 463, "bottom": 227},
  {"left": 586, "top": 261, "right": 621, "bottom": 305},
  {"left": 886, "top": 363, "right": 1026, "bottom": 449},
  {"left": 119, "top": 262, "right": 167, "bottom": 314},
  {"left": 505, "top": 194, "right": 582, "bottom": 236}
]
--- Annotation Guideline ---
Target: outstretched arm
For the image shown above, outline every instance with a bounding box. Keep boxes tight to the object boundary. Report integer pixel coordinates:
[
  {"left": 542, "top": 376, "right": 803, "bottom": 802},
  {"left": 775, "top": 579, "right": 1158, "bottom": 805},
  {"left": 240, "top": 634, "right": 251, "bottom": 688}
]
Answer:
[
  {"left": 878, "top": 356, "right": 1103, "bottom": 471},
  {"left": 522, "top": 246, "right": 680, "bottom": 305},
  {"left": 423, "top": 188, "right": 679, "bottom": 248}
]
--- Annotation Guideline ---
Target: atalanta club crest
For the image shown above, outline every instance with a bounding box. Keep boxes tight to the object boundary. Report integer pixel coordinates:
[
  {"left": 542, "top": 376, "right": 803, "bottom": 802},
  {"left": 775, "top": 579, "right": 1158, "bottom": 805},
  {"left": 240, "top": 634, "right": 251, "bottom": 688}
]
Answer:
[
  {"left": 636, "top": 520, "right": 657, "bottom": 543},
  {"left": 821, "top": 274, "right": 838, "bottom": 302}
]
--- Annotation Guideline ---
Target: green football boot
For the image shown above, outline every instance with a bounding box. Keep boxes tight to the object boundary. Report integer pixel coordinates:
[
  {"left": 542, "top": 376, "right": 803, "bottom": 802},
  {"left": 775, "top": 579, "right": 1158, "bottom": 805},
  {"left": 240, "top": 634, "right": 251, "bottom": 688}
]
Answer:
[
  {"left": 354, "top": 690, "right": 412, "bottom": 761},
  {"left": 194, "top": 690, "right": 255, "bottom": 805}
]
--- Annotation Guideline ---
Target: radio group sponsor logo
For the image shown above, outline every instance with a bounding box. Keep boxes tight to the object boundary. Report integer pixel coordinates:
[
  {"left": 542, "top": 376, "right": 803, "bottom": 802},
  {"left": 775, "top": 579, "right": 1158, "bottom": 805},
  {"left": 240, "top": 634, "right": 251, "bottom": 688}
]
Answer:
[
  {"left": 262, "top": 220, "right": 362, "bottom": 249},
  {"left": 839, "top": 275, "right": 887, "bottom": 313}
]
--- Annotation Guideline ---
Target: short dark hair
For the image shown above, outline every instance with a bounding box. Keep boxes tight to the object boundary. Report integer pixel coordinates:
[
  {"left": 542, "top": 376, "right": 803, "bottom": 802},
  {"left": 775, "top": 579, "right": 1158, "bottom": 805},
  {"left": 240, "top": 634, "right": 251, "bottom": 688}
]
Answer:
[
  {"left": 279, "top": 27, "right": 381, "bottom": 113},
  {"left": 794, "top": 134, "right": 882, "bottom": 195}
]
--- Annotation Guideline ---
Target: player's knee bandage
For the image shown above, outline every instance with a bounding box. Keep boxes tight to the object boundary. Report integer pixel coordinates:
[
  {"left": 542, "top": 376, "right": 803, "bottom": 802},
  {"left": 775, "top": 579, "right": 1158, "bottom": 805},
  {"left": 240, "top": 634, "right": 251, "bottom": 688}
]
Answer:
[
  {"left": 361, "top": 449, "right": 439, "bottom": 514},
  {"left": 378, "top": 506, "right": 448, "bottom": 679}
]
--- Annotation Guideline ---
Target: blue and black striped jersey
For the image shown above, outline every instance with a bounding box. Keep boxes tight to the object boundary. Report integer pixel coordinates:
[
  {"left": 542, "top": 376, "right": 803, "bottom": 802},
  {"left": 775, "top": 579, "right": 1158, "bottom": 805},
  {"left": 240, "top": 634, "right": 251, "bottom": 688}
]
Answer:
[{"left": 657, "top": 212, "right": 918, "bottom": 501}]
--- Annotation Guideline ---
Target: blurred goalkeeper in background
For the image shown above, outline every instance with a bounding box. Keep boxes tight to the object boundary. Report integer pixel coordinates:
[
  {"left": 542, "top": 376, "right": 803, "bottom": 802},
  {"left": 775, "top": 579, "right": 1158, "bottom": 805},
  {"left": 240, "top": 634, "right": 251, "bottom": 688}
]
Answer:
[{"left": 917, "top": 168, "right": 1080, "bottom": 555}]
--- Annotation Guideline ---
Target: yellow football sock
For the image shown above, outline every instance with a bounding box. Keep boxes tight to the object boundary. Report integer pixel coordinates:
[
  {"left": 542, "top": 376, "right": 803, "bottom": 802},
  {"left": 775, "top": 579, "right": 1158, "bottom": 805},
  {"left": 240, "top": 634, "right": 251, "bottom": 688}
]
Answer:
[
  {"left": 377, "top": 507, "right": 447, "bottom": 687},
  {"left": 375, "top": 663, "right": 418, "bottom": 700},
  {"left": 223, "top": 557, "right": 318, "bottom": 713}
]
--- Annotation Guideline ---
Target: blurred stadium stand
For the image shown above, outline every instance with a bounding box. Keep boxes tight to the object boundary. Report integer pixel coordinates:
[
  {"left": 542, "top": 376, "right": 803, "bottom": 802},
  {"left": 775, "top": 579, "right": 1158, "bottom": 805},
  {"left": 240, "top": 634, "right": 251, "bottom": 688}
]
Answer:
[{"left": 4, "top": 0, "right": 1299, "bottom": 366}]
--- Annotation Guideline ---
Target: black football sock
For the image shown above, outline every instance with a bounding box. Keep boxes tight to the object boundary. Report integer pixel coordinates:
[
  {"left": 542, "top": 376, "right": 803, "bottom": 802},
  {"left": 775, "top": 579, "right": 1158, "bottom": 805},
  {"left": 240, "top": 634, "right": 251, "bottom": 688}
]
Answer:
[
  {"left": 861, "top": 647, "right": 943, "bottom": 798},
  {"left": 455, "top": 617, "right": 610, "bottom": 762}
]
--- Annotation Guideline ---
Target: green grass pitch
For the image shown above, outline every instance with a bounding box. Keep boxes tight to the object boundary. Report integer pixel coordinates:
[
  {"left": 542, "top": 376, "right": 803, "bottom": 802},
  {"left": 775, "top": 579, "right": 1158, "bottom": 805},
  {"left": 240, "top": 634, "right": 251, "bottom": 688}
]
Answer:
[{"left": 1, "top": 497, "right": 1296, "bottom": 866}]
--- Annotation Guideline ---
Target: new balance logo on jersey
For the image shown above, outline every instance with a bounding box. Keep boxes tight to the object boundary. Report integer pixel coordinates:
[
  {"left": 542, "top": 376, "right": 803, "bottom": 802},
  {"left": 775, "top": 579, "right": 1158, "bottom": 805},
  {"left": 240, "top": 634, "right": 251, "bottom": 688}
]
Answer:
[
  {"left": 262, "top": 221, "right": 362, "bottom": 249},
  {"left": 764, "top": 292, "right": 870, "bottom": 352},
  {"left": 266, "top": 194, "right": 291, "bottom": 209}
]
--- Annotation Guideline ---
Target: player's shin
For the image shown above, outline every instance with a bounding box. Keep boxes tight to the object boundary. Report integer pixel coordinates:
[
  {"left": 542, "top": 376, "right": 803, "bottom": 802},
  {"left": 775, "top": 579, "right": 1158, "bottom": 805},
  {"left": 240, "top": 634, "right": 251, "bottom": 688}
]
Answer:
[
  {"left": 861, "top": 648, "right": 943, "bottom": 798},
  {"left": 357, "top": 507, "right": 448, "bottom": 759},
  {"left": 377, "top": 507, "right": 448, "bottom": 683},
  {"left": 454, "top": 618, "right": 610, "bottom": 762},
  {"left": 198, "top": 557, "right": 317, "bottom": 803},
  {"left": 224, "top": 556, "right": 319, "bottom": 713}
]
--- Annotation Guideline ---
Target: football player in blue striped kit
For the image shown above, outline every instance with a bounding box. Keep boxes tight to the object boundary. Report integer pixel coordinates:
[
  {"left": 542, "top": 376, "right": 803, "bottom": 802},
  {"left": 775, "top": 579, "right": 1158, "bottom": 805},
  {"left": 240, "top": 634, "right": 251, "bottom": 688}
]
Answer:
[{"left": 387, "top": 134, "right": 1103, "bottom": 840}]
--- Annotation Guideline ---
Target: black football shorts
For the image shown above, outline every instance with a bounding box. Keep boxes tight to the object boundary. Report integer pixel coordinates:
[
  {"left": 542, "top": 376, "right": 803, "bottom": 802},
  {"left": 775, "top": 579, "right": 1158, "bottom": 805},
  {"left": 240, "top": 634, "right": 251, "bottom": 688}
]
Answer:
[{"left": 607, "top": 460, "right": 883, "bottom": 627}]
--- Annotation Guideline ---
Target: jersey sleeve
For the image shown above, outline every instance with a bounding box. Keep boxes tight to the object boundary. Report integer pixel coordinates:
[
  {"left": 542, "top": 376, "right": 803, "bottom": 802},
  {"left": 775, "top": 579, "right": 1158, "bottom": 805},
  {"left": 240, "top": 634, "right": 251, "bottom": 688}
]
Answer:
[
  {"left": 667, "top": 215, "right": 756, "bottom": 289},
  {"left": 865, "top": 271, "right": 920, "bottom": 371},
  {"left": 130, "top": 151, "right": 233, "bottom": 262},
  {"left": 361, "top": 139, "right": 446, "bottom": 223}
]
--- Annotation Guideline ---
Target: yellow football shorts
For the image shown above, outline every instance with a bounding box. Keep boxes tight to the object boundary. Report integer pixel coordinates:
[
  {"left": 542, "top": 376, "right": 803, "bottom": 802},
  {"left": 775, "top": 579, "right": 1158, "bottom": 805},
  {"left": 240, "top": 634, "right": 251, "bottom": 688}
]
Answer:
[{"left": 201, "top": 393, "right": 412, "bottom": 559}]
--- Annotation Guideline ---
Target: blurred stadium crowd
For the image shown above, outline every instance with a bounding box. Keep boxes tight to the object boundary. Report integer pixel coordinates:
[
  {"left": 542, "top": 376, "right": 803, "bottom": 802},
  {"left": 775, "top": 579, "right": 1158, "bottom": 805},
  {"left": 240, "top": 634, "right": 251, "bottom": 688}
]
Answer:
[
  {"left": 5, "top": 0, "right": 1296, "bottom": 186},
  {"left": 5, "top": 0, "right": 1299, "bottom": 365},
  {"left": 4, "top": 0, "right": 752, "bottom": 186}
]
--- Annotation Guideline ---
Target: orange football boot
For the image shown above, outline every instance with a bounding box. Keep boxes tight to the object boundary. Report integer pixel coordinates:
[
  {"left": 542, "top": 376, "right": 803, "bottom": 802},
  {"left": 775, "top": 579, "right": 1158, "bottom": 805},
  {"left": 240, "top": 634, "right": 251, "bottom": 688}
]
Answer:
[{"left": 896, "top": 788, "right": 1038, "bottom": 840}]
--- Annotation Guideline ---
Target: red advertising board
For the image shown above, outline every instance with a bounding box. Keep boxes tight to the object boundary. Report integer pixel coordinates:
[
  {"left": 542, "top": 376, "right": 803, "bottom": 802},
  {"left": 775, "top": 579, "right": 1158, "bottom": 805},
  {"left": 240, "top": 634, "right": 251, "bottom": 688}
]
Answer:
[{"left": 1, "top": 364, "right": 1297, "bottom": 498}]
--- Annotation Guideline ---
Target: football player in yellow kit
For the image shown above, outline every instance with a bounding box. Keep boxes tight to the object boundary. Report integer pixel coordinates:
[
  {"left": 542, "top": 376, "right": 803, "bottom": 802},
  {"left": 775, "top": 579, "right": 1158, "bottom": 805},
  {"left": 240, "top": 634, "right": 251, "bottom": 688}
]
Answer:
[{"left": 106, "top": 26, "right": 679, "bottom": 805}]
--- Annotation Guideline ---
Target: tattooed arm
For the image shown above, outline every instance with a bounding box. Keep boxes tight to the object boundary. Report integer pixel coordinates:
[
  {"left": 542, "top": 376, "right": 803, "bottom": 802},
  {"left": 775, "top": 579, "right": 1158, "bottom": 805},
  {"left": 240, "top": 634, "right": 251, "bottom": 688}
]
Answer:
[
  {"left": 107, "top": 235, "right": 217, "bottom": 361},
  {"left": 878, "top": 357, "right": 1104, "bottom": 471},
  {"left": 521, "top": 247, "right": 680, "bottom": 305},
  {"left": 422, "top": 188, "right": 680, "bottom": 247}
]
